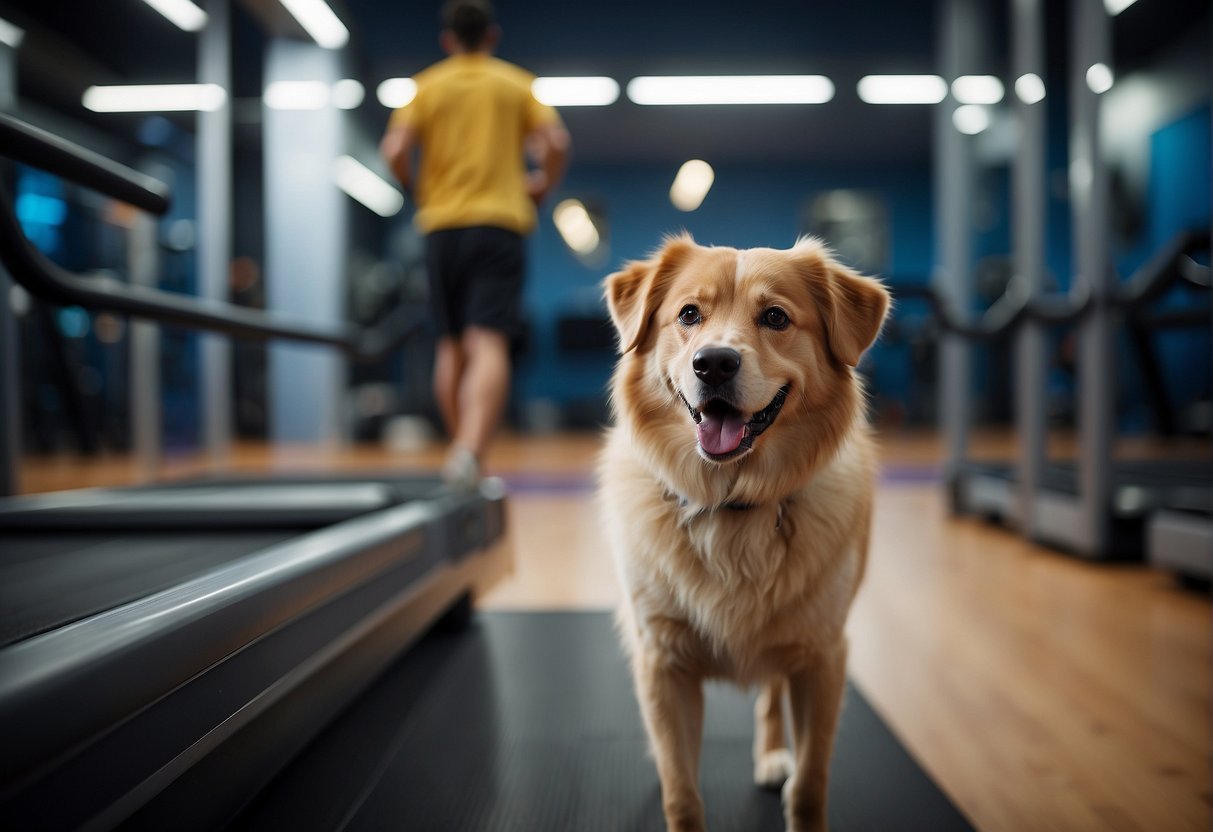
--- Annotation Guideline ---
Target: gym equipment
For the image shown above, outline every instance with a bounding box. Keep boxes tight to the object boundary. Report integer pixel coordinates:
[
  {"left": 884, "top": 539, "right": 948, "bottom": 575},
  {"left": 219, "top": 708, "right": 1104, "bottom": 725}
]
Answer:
[
  {"left": 0, "top": 114, "right": 423, "bottom": 361},
  {"left": 0, "top": 476, "right": 508, "bottom": 829},
  {"left": 928, "top": 0, "right": 1210, "bottom": 575},
  {"left": 0, "top": 115, "right": 510, "bottom": 828},
  {"left": 892, "top": 229, "right": 1211, "bottom": 564}
]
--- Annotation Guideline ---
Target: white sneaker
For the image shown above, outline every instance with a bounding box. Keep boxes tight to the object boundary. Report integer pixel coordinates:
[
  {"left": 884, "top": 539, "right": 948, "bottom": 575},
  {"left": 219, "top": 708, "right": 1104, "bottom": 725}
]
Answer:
[{"left": 441, "top": 446, "right": 481, "bottom": 491}]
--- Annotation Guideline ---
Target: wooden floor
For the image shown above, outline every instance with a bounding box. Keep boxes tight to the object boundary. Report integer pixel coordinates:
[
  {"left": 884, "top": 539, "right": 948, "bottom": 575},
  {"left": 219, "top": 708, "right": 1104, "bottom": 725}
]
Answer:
[{"left": 16, "top": 431, "right": 1212, "bottom": 832}]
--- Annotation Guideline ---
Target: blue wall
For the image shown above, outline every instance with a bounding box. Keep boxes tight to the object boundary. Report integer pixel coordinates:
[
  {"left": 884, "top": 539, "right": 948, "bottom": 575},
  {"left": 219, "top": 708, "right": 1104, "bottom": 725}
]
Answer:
[{"left": 514, "top": 162, "right": 934, "bottom": 415}]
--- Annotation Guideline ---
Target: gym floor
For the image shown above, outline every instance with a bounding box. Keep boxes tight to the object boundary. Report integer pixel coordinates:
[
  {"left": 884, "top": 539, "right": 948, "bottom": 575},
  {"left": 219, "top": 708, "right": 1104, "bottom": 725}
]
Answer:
[{"left": 20, "top": 430, "right": 1211, "bottom": 832}]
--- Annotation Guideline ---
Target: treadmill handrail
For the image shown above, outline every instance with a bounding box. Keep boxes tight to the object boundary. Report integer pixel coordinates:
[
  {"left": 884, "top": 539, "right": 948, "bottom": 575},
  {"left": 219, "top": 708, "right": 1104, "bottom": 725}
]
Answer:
[
  {"left": 0, "top": 115, "right": 423, "bottom": 362},
  {"left": 889, "top": 228, "right": 1209, "bottom": 340},
  {"left": 887, "top": 280, "right": 1090, "bottom": 341},
  {"left": 1114, "top": 228, "right": 1210, "bottom": 308},
  {"left": 0, "top": 113, "right": 171, "bottom": 216}
]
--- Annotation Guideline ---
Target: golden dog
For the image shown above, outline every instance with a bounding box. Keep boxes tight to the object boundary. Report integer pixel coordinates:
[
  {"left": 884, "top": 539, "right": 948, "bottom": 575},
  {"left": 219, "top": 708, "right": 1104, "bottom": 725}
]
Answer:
[{"left": 598, "top": 235, "right": 890, "bottom": 832}]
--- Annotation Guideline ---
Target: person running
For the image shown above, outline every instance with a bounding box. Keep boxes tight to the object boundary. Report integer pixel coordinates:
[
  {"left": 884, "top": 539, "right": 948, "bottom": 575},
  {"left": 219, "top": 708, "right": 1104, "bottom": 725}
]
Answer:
[{"left": 381, "top": 0, "right": 570, "bottom": 487}]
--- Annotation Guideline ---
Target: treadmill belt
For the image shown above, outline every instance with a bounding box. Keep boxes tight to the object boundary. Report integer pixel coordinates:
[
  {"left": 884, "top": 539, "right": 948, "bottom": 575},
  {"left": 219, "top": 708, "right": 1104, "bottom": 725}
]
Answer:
[
  {"left": 231, "top": 612, "right": 973, "bottom": 832},
  {"left": 0, "top": 530, "right": 300, "bottom": 648}
]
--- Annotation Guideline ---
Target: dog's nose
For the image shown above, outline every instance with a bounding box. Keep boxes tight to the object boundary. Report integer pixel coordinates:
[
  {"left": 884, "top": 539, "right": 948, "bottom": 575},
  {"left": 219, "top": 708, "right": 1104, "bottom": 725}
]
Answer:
[{"left": 693, "top": 347, "right": 741, "bottom": 387}]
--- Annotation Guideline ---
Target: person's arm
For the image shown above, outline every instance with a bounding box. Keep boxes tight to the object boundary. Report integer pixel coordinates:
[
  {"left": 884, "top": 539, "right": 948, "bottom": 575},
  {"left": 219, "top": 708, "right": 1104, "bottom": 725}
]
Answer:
[
  {"left": 379, "top": 123, "right": 417, "bottom": 193},
  {"left": 524, "top": 121, "right": 570, "bottom": 205}
]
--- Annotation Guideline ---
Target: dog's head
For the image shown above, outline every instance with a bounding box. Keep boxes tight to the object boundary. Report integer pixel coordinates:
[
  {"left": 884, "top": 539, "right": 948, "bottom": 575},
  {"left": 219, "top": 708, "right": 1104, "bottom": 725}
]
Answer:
[{"left": 604, "top": 235, "right": 889, "bottom": 501}]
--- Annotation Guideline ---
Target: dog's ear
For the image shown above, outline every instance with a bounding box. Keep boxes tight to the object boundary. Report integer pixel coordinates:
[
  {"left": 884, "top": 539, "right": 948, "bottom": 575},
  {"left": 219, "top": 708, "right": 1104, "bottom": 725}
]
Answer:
[
  {"left": 603, "top": 260, "right": 656, "bottom": 353},
  {"left": 797, "top": 241, "right": 890, "bottom": 367},
  {"left": 603, "top": 237, "right": 693, "bottom": 353}
]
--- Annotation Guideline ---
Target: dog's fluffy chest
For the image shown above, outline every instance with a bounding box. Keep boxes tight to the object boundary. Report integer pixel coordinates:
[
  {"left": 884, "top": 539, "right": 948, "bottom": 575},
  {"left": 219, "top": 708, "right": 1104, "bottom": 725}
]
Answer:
[
  {"left": 600, "top": 427, "right": 870, "bottom": 680},
  {"left": 619, "top": 488, "right": 854, "bottom": 678}
]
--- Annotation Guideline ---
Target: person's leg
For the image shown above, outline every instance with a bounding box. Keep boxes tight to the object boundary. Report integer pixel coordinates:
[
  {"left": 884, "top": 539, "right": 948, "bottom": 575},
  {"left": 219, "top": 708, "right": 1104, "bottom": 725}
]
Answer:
[
  {"left": 432, "top": 336, "right": 464, "bottom": 438},
  {"left": 447, "top": 227, "right": 524, "bottom": 471},
  {"left": 452, "top": 325, "right": 511, "bottom": 461},
  {"left": 424, "top": 228, "right": 470, "bottom": 462}
]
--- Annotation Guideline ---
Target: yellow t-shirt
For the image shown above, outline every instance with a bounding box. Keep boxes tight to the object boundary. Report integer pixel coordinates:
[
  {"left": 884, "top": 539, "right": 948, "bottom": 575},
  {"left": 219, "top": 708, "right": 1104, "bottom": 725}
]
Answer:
[{"left": 390, "top": 54, "right": 561, "bottom": 235}]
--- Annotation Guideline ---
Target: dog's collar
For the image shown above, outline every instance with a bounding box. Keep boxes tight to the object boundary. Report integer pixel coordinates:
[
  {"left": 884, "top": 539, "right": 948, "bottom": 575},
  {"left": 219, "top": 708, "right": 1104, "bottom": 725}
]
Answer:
[
  {"left": 675, "top": 494, "right": 757, "bottom": 512},
  {"left": 668, "top": 491, "right": 783, "bottom": 529}
]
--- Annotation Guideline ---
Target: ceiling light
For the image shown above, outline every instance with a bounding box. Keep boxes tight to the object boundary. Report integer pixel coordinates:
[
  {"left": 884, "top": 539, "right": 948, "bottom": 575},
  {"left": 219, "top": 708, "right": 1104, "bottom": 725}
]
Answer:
[
  {"left": 83, "top": 84, "right": 227, "bottom": 112},
  {"left": 1014, "top": 73, "right": 1046, "bottom": 104},
  {"left": 669, "top": 160, "right": 714, "bottom": 212},
  {"left": 0, "top": 17, "right": 26, "bottom": 48},
  {"left": 951, "top": 75, "right": 1004, "bottom": 105},
  {"left": 278, "top": 0, "right": 349, "bottom": 49},
  {"left": 857, "top": 75, "right": 947, "bottom": 104},
  {"left": 553, "top": 199, "right": 599, "bottom": 254},
  {"left": 377, "top": 78, "right": 417, "bottom": 108},
  {"left": 1086, "top": 63, "right": 1114, "bottom": 94},
  {"left": 627, "top": 76, "right": 834, "bottom": 105},
  {"left": 332, "top": 79, "right": 365, "bottom": 109},
  {"left": 532, "top": 77, "right": 619, "bottom": 107},
  {"left": 334, "top": 156, "right": 404, "bottom": 217},
  {"left": 264, "top": 80, "right": 329, "bottom": 110},
  {"left": 1104, "top": 0, "right": 1139, "bottom": 13},
  {"left": 952, "top": 104, "right": 990, "bottom": 135},
  {"left": 139, "top": 0, "right": 208, "bottom": 31}
]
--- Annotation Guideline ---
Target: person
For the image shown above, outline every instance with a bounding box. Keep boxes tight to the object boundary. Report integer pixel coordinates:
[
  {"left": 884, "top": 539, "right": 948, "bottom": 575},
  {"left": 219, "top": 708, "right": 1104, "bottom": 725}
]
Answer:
[{"left": 380, "top": 0, "right": 570, "bottom": 488}]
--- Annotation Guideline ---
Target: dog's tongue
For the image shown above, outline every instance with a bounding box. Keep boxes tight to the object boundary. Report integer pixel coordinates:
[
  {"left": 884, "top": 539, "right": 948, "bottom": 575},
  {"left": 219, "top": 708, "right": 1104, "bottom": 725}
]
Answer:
[{"left": 697, "top": 409, "right": 748, "bottom": 455}]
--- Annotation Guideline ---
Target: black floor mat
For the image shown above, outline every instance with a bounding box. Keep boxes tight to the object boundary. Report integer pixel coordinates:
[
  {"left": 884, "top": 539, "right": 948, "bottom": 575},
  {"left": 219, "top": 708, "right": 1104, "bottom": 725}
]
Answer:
[{"left": 230, "top": 612, "right": 974, "bottom": 832}]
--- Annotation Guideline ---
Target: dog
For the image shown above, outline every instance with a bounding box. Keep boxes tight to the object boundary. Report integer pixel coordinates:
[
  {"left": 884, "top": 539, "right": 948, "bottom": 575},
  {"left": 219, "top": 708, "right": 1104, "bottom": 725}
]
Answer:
[{"left": 598, "top": 234, "right": 890, "bottom": 832}]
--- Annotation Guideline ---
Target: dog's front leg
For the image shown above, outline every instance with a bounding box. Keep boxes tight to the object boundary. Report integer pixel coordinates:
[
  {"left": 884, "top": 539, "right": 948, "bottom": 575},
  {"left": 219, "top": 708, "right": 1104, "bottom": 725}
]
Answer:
[
  {"left": 633, "top": 650, "right": 707, "bottom": 831},
  {"left": 754, "top": 677, "right": 795, "bottom": 788},
  {"left": 784, "top": 639, "right": 848, "bottom": 832}
]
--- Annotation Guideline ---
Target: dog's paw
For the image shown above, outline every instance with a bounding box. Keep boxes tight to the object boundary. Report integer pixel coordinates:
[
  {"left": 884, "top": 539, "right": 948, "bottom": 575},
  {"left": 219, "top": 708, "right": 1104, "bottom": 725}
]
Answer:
[{"left": 754, "top": 748, "right": 795, "bottom": 789}]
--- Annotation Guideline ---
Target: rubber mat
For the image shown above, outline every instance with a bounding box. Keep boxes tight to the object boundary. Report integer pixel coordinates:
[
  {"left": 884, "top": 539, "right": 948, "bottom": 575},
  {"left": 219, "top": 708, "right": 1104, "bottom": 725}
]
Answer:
[{"left": 231, "top": 612, "right": 974, "bottom": 832}]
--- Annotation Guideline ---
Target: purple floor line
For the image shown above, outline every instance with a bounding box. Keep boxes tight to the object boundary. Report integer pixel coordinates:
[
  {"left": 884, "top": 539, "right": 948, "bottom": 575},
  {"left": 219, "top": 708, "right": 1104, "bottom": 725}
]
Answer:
[{"left": 499, "top": 465, "right": 940, "bottom": 495}]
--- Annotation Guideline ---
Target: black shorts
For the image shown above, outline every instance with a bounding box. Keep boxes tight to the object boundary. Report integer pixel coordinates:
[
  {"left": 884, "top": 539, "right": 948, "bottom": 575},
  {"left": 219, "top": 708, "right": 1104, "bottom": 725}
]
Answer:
[{"left": 425, "top": 226, "right": 525, "bottom": 339}]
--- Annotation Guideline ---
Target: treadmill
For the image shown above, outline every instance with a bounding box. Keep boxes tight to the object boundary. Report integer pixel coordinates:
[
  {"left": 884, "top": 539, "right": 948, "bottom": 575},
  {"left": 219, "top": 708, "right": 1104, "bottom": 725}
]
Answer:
[
  {"left": 0, "top": 116, "right": 512, "bottom": 827},
  {"left": 899, "top": 229, "right": 1212, "bottom": 564}
]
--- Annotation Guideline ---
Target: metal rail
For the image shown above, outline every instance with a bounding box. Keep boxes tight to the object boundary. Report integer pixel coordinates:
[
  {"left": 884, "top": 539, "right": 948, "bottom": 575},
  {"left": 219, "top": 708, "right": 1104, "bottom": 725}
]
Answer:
[
  {"left": 888, "top": 228, "right": 1210, "bottom": 340},
  {"left": 0, "top": 113, "right": 422, "bottom": 362}
]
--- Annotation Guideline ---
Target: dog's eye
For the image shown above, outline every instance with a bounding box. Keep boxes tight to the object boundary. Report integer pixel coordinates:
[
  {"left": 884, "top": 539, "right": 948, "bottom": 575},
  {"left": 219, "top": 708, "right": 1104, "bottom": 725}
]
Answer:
[
  {"left": 678, "top": 305, "right": 702, "bottom": 326},
  {"left": 762, "top": 307, "right": 790, "bottom": 330}
]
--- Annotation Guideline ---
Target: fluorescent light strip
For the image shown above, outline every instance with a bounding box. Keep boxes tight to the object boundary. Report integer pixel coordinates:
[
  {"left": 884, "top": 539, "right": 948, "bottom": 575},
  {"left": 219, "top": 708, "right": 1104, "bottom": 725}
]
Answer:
[
  {"left": 140, "top": 0, "right": 208, "bottom": 31},
  {"left": 532, "top": 77, "right": 619, "bottom": 107},
  {"left": 334, "top": 156, "right": 404, "bottom": 217},
  {"left": 553, "top": 199, "right": 599, "bottom": 254},
  {"left": 951, "top": 75, "right": 1003, "bottom": 105},
  {"left": 0, "top": 16, "right": 26, "bottom": 48},
  {"left": 264, "top": 80, "right": 330, "bottom": 110},
  {"left": 1014, "top": 73, "right": 1046, "bottom": 104},
  {"left": 83, "top": 84, "right": 227, "bottom": 112},
  {"left": 278, "top": 0, "right": 349, "bottom": 49},
  {"left": 857, "top": 75, "right": 946, "bottom": 104},
  {"left": 1104, "top": 0, "right": 1139, "bottom": 14},
  {"left": 627, "top": 75, "right": 834, "bottom": 105},
  {"left": 670, "top": 160, "right": 714, "bottom": 212},
  {"left": 377, "top": 78, "right": 417, "bottom": 108}
]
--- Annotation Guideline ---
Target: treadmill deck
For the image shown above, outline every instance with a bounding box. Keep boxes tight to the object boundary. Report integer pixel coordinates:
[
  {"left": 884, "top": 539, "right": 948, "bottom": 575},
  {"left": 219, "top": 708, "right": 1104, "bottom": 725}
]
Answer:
[{"left": 231, "top": 612, "right": 975, "bottom": 832}]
